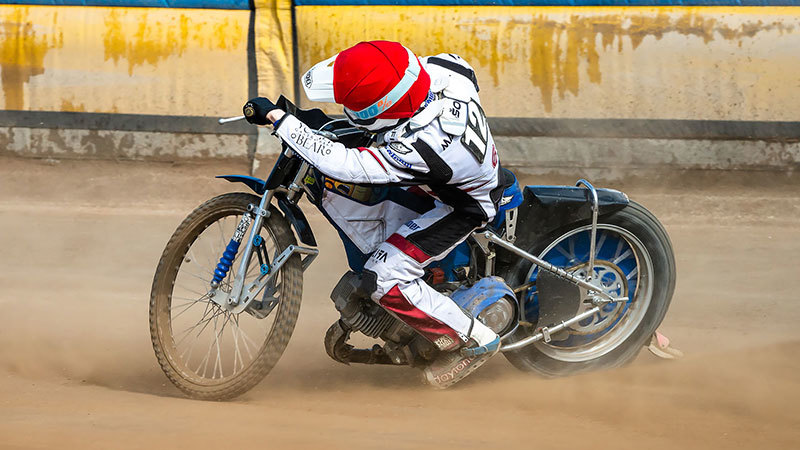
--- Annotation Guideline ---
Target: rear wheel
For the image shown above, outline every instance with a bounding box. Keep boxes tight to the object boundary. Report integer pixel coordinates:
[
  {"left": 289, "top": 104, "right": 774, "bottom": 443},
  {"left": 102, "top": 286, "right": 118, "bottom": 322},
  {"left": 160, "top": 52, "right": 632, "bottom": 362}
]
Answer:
[
  {"left": 502, "top": 201, "right": 676, "bottom": 376},
  {"left": 149, "top": 193, "right": 302, "bottom": 400}
]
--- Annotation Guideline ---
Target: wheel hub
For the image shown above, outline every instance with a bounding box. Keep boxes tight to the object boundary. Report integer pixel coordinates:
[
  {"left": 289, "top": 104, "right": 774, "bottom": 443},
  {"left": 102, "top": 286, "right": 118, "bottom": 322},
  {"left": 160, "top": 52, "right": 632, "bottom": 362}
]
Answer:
[{"left": 568, "top": 261, "right": 629, "bottom": 335}]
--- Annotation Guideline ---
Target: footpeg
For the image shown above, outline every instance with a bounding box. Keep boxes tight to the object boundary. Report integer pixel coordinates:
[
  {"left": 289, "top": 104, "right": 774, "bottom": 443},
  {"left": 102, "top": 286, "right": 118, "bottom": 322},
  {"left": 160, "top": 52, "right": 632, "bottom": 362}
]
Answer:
[{"left": 460, "top": 336, "right": 501, "bottom": 358}]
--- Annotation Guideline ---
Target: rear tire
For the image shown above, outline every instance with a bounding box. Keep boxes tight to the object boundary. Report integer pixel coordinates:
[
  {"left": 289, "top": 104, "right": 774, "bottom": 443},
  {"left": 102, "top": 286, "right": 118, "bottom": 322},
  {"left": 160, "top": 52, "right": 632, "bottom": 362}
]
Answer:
[
  {"left": 502, "top": 201, "right": 676, "bottom": 376},
  {"left": 149, "top": 193, "right": 302, "bottom": 400}
]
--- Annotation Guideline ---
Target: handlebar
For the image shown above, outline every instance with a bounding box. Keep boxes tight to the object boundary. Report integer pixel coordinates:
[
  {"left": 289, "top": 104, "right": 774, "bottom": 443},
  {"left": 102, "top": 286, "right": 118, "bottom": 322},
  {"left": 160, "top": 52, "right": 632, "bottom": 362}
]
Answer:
[{"left": 219, "top": 115, "right": 245, "bottom": 124}]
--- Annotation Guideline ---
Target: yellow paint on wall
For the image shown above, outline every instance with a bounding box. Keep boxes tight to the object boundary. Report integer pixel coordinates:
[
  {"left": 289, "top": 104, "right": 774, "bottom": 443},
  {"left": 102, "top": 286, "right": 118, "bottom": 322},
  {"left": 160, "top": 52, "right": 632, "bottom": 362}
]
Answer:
[
  {"left": 102, "top": 8, "right": 245, "bottom": 76},
  {"left": 254, "top": 0, "right": 294, "bottom": 100},
  {"left": 60, "top": 98, "right": 86, "bottom": 112},
  {"left": 295, "top": 6, "right": 800, "bottom": 121},
  {"left": 0, "top": 7, "right": 63, "bottom": 110},
  {"left": 0, "top": 5, "right": 249, "bottom": 116}
]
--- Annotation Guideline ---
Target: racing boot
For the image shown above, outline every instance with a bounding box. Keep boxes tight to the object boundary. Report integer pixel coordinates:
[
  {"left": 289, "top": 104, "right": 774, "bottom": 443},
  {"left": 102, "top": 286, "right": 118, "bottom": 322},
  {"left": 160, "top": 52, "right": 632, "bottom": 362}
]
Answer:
[{"left": 422, "top": 318, "right": 500, "bottom": 389}]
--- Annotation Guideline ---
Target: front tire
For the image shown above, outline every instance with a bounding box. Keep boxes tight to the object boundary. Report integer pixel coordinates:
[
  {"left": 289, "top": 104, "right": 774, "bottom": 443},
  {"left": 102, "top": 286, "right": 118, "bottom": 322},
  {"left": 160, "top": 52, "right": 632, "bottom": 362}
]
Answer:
[
  {"left": 502, "top": 201, "right": 676, "bottom": 376},
  {"left": 149, "top": 193, "right": 302, "bottom": 400}
]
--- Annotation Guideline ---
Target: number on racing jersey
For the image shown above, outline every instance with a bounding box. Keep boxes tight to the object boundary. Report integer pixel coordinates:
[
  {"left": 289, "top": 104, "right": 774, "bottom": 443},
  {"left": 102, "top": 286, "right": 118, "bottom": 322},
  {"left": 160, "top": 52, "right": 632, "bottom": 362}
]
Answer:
[{"left": 461, "top": 100, "right": 489, "bottom": 163}]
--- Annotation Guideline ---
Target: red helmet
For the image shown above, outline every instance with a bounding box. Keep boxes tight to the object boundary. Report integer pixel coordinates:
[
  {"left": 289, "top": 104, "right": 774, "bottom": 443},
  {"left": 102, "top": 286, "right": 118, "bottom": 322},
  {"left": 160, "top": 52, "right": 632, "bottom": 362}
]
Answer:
[{"left": 303, "top": 41, "right": 431, "bottom": 127}]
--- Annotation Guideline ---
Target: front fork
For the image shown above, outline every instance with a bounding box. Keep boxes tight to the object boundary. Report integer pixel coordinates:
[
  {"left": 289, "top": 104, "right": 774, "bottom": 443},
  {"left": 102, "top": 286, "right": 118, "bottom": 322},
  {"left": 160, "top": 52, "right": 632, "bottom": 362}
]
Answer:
[
  {"left": 227, "top": 191, "right": 274, "bottom": 307},
  {"left": 208, "top": 159, "right": 318, "bottom": 315}
]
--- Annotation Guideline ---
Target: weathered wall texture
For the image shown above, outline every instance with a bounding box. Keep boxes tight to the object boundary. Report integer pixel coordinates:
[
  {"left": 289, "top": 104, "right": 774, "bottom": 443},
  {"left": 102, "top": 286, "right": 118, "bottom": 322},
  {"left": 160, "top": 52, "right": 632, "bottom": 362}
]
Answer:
[
  {"left": 254, "top": 0, "right": 295, "bottom": 100},
  {"left": 0, "top": 127, "right": 250, "bottom": 160},
  {"left": 295, "top": 6, "right": 800, "bottom": 121},
  {"left": 497, "top": 136, "right": 800, "bottom": 173},
  {"left": 0, "top": 5, "right": 250, "bottom": 116},
  {"left": 1, "top": 2, "right": 798, "bottom": 172}
]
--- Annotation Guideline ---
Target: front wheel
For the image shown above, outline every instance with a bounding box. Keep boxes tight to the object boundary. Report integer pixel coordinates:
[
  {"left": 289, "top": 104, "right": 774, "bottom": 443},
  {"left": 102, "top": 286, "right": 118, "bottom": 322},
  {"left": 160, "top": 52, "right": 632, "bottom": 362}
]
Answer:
[
  {"left": 502, "top": 201, "right": 676, "bottom": 376},
  {"left": 149, "top": 193, "right": 302, "bottom": 400}
]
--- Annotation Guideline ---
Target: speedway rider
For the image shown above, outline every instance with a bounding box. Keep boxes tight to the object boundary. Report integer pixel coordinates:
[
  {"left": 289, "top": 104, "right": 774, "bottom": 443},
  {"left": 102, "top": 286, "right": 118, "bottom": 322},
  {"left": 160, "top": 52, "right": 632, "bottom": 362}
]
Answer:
[{"left": 244, "top": 41, "right": 504, "bottom": 387}]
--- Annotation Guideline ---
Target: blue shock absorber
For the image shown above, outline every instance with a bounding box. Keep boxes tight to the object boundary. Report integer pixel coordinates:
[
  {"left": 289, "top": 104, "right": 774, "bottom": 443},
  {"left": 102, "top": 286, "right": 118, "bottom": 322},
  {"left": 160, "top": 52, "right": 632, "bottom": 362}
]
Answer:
[
  {"left": 211, "top": 240, "right": 241, "bottom": 287},
  {"left": 210, "top": 213, "right": 254, "bottom": 288}
]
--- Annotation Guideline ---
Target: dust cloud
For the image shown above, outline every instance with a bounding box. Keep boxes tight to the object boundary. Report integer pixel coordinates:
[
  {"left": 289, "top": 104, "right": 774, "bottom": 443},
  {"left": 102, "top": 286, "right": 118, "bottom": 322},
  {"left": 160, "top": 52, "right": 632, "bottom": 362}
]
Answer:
[{"left": 1, "top": 157, "right": 798, "bottom": 449}]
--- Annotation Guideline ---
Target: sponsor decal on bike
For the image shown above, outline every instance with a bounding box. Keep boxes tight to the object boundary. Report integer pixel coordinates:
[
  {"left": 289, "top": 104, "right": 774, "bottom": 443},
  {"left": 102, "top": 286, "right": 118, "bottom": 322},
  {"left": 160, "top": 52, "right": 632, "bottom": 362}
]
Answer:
[
  {"left": 303, "top": 70, "right": 313, "bottom": 89},
  {"left": 232, "top": 214, "right": 253, "bottom": 242},
  {"left": 433, "top": 334, "right": 456, "bottom": 350}
]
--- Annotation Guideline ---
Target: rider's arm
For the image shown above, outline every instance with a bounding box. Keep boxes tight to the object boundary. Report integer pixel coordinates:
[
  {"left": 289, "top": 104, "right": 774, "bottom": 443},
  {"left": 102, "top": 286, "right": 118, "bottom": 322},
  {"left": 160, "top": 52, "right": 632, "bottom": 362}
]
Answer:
[{"left": 274, "top": 114, "right": 402, "bottom": 185}]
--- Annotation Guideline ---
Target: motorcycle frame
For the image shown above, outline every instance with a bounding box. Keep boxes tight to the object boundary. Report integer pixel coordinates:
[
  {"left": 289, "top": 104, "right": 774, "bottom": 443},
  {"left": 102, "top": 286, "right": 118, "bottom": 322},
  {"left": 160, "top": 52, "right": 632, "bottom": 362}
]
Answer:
[
  {"left": 213, "top": 127, "right": 628, "bottom": 353},
  {"left": 479, "top": 180, "right": 629, "bottom": 352}
]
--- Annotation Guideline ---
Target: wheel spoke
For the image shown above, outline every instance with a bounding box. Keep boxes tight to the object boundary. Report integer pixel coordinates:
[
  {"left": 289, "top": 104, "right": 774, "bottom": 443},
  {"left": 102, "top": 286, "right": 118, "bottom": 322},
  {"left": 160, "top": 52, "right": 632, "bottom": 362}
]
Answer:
[
  {"left": 187, "top": 247, "right": 216, "bottom": 278},
  {"left": 197, "top": 314, "right": 218, "bottom": 377},
  {"left": 216, "top": 219, "right": 227, "bottom": 251},
  {"left": 613, "top": 238, "right": 625, "bottom": 260},
  {"left": 175, "top": 301, "right": 213, "bottom": 343},
  {"left": 183, "top": 270, "right": 212, "bottom": 285},
  {"left": 595, "top": 231, "right": 607, "bottom": 258},
  {"left": 613, "top": 249, "right": 632, "bottom": 265},
  {"left": 555, "top": 243, "right": 572, "bottom": 261},
  {"left": 230, "top": 315, "right": 243, "bottom": 374},
  {"left": 152, "top": 197, "right": 296, "bottom": 395},
  {"left": 177, "top": 304, "right": 223, "bottom": 350},
  {"left": 174, "top": 284, "right": 208, "bottom": 298},
  {"left": 172, "top": 294, "right": 211, "bottom": 320}
]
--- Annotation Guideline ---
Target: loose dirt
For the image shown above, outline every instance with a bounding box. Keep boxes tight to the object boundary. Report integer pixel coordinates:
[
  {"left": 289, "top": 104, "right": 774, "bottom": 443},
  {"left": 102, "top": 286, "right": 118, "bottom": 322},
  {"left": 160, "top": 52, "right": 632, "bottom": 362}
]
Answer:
[{"left": 1, "top": 157, "right": 798, "bottom": 449}]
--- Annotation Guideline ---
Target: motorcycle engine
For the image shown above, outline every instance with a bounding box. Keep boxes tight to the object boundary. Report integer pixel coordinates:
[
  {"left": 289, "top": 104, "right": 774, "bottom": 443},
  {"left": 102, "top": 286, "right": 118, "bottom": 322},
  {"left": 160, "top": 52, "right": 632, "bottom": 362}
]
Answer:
[
  {"left": 329, "top": 271, "right": 395, "bottom": 338},
  {"left": 329, "top": 271, "right": 438, "bottom": 366}
]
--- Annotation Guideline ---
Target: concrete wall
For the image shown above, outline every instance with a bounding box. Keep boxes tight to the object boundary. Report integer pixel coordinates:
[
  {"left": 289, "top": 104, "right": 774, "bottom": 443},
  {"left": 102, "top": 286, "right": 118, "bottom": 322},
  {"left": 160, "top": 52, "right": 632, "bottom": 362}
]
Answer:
[
  {"left": 0, "top": 5, "right": 251, "bottom": 115},
  {"left": 287, "top": 4, "right": 800, "bottom": 173},
  {"left": 295, "top": 6, "right": 800, "bottom": 122},
  {"left": 1, "top": 1, "right": 798, "bottom": 174},
  {"left": 0, "top": 2, "right": 292, "bottom": 163}
]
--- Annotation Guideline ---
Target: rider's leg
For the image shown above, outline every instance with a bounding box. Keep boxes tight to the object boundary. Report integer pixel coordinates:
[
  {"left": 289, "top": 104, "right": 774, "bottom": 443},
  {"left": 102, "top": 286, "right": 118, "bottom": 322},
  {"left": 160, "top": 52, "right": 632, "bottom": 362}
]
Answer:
[
  {"left": 363, "top": 201, "right": 498, "bottom": 352},
  {"left": 319, "top": 184, "right": 432, "bottom": 254}
]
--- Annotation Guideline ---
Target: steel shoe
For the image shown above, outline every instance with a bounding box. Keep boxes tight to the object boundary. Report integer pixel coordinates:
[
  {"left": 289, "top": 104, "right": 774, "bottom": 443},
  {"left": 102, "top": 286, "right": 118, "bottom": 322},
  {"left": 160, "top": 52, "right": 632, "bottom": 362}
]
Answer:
[{"left": 422, "top": 337, "right": 501, "bottom": 389}]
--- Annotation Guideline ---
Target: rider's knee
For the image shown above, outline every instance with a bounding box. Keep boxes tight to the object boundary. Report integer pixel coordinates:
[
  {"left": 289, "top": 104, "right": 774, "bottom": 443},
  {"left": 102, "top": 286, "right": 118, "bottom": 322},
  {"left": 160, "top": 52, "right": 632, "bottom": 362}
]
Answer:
[{"left": 361, "top": 268, "right": 389, "bottom": 302}]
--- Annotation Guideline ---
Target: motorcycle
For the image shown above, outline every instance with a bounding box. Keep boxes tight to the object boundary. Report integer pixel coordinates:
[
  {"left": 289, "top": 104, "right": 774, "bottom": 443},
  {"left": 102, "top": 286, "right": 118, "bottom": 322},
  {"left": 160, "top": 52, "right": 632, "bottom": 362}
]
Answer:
[{"left": 149, "top": 97, "right": 676, "bottom": 400}]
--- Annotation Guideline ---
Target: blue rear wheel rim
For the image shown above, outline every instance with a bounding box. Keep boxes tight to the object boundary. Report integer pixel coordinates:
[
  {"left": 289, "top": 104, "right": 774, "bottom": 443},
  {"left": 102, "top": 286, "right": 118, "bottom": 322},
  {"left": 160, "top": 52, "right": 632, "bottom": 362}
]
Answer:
[{"left": 523, "top": 224, "right": 653, "bottom": 362}]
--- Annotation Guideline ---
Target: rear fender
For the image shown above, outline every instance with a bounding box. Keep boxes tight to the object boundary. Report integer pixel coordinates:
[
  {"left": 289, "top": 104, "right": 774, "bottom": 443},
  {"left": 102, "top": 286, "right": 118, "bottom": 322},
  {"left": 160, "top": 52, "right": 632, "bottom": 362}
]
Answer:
[
  {"left": 514, "top": 185, "right": 629, "bottom": 247},
  {"left": 216, "top": 175, "right": 316, "bottom": 247}
]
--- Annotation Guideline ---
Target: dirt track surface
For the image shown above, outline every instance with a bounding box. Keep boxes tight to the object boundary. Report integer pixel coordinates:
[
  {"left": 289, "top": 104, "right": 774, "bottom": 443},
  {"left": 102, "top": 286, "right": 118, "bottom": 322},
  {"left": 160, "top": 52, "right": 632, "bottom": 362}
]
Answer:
[{"left": 1, "top": 157, "right": 799, "bottom": 449}]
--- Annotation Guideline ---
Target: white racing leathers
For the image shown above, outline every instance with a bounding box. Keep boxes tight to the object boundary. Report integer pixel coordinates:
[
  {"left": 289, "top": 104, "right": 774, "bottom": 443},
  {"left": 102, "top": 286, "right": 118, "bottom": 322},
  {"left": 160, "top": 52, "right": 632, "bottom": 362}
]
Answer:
[{"left": 274, "top": 54, "right": 502, "bottom": 351}]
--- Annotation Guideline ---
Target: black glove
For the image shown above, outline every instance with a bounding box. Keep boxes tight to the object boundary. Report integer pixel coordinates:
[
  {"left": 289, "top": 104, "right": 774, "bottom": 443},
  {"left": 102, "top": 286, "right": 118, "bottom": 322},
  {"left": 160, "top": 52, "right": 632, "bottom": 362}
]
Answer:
[{"left": 243, "top": 97, "right": 280, "bottom": 125}]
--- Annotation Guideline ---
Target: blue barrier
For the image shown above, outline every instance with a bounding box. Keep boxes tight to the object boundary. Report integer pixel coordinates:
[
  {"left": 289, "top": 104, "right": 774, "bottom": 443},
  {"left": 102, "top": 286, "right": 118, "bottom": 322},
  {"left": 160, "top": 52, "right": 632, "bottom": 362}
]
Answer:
[
  {"left": 294, "top": 1, "right": 800, "bottom": 5},
  {"left": 4, "top": 0, "right": 795, "bottom": 8},
  {"left": 0, "top": 0, "right": 251, "bottom": 9}
]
